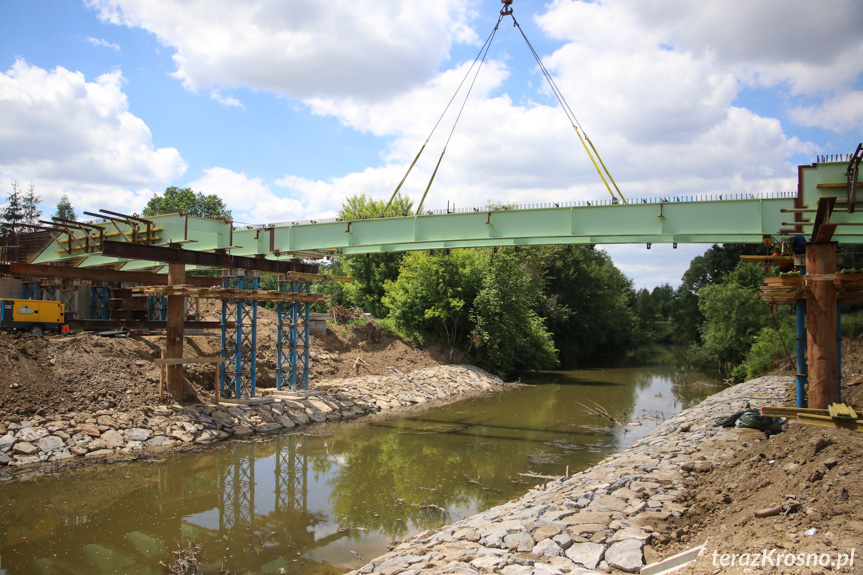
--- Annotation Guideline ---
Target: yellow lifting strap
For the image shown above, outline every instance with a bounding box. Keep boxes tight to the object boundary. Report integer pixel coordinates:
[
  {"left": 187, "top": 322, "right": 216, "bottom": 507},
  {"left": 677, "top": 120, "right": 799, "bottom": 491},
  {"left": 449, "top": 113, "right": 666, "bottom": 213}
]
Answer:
[
  {"left": 573, "top": 127, "right": 625, "bottom": 204},
  {"left": 586, "top": 135, "right": 626, "bottom": 204},
  {"left": 383, "top": 143, "right": 426, "bottom": 215}
]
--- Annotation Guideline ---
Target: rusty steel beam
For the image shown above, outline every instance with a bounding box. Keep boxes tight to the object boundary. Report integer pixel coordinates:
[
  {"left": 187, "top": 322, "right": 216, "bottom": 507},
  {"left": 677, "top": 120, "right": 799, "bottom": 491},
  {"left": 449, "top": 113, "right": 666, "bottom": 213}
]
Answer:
[
  {"left": 0, "top": 262, "right": 220, "bottom": 287},
  {"left": 100, "top": 241, "right": 320, "bottom": 274}
]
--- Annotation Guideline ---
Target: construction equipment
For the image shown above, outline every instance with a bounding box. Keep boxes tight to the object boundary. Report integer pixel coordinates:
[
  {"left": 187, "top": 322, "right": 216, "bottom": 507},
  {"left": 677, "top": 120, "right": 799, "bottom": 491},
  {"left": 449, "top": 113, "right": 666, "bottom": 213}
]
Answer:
[{"left": 0, "top": 298, "right": 67, "bottom": 335}]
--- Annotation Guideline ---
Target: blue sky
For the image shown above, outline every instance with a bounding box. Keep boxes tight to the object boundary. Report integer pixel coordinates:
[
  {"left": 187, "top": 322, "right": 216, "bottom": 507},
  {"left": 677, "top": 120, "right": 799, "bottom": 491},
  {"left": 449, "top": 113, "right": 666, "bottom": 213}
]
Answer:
[{"left": 1, "top": 0, "right": 861, "bottom": 289}]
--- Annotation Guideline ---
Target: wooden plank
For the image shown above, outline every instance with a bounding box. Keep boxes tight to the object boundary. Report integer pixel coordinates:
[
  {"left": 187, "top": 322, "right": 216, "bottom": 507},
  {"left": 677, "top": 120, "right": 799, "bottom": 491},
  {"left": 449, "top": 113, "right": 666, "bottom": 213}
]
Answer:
[
  {"left": 154, "top": 357, "right": 224, "bottom": 365},
  {"left": 827, "top": 403, "right": 858, "bottom": 420},
  {"left": 760, "top": 406, "right": 829, "bottom": 418},
  {"left": 797, "top": 413, "right": 863, "bottom": 432}
]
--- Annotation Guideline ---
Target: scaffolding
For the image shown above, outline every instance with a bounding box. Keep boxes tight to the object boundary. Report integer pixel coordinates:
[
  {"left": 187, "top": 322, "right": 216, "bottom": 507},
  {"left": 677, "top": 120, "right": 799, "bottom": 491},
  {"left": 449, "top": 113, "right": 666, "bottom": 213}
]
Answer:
[
  {"left": 220, "top": 271, "right": 259, "bottom": 400},
  {"left": 277, "top": 278, "right": 311, "bottom": 391},
  {"left": 274, "top": 435, "right": 308, "bottom": 515},
  {"left": 89, "top": 285, "right": 111, "bottom": 319},
  {"left": 147, "top": 295, "right": 167, "bottom": 321},
  {"left": 219, "top": 443, "right": 256, "bottom": 532}
]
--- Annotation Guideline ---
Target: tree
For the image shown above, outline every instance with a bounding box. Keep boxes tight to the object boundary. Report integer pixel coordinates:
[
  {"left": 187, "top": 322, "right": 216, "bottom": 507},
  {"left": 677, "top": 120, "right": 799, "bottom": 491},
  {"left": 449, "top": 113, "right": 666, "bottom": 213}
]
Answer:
[
  {"left": 54, "top": 194, "right": 76, "bottom": 221},
  {"left": 383, "top": 249, "right": 483, "bottom": 347},
  {"left": 695, "top": 263, "right": 772, "bottom": 369},
  {"left": 21, "top": 183, "right": 41, "bottom": 227},
  {"left": 469, "top": 250, "right": 559, "bottom": 376},
  {"left": 339, "top": 193, "right": 413, "bottom": 318},
  {"left": 671, "top": 243, "right": 762, "bottom": 343},
  {"left": 143, "top": 186, "right": 232, "bottom": 219},
  {"left": 0, "top": 182, "right": 24, "bottom": 242},
  {"left": 532, "top": 245, "right": 637, "bottom": 364}
]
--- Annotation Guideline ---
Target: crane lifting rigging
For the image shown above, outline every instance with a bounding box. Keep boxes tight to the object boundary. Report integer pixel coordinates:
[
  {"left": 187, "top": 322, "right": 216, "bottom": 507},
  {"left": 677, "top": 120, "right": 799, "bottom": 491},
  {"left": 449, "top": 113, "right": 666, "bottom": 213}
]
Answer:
[{"left": 384, "top": 0, "right": 626, "bottom": 216}]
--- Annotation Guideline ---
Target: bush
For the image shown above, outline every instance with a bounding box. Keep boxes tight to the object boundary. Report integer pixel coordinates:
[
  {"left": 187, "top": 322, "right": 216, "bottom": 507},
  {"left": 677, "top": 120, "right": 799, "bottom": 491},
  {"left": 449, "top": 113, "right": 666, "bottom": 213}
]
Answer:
[
  {"left": 731, "top": 324, "right": 796, "bottom": 382},
  {"left": 841, "top": 312, "right": 863, "bottom": 337}
]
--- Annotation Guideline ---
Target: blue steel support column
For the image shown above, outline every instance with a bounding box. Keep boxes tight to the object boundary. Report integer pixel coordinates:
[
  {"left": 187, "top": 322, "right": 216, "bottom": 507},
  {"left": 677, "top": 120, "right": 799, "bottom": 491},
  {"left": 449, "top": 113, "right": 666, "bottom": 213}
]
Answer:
[
  {"left": 276, "top": 280, "right": 292, "bottom": 390},
  {"left": 276, "top": 279, "right": 311, "bottom": 391},
  {"left": 290, "top": 282, "right": 298, "bottom": 390},
  {"left": 220, "top": 272, "right": 259, "bottom": 399},
  {"left": 837, "top": 301, "right": 842, "bottom": 403},
  {"left": 21, "top": 282, "right": 41, "bottom": 300},
  {"left": 89, "top": 286, "right": 111, "bottom": 319},
  {"left": 147, "top": 295, "right": 167, "bottom": 320},
  {"left": 302, "top": 283, "right": 310, "bottom": 390},
  {"left": 796, "top": 301, "right": 808, "bottom": 408}
]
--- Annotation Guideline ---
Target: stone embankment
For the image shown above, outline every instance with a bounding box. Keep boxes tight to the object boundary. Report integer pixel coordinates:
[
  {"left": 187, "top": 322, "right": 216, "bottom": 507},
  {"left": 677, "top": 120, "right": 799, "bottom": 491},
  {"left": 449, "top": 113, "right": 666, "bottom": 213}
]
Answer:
[
  {"left": 348, "top": 375, "right": 790, "bottom": 575},
  {"left": 0, "top": 365, "right": 504, "bottom": 472}
]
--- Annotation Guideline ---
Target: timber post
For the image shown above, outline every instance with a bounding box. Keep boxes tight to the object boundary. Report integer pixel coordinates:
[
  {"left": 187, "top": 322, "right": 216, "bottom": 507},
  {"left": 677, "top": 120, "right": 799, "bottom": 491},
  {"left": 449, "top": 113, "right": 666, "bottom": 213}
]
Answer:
[
  {"left": 166, "top": 262, "right": 186, "bottom": 401},
  {"left": 805, "top": 242, "right": 839, "bottom": 409}
]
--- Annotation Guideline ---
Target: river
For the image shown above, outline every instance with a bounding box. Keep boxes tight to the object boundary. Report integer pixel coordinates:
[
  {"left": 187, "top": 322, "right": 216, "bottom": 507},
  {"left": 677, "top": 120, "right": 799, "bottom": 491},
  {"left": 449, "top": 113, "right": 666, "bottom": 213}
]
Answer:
[{"left": 0, "top": 351, "right": 721, "bottom": 575}]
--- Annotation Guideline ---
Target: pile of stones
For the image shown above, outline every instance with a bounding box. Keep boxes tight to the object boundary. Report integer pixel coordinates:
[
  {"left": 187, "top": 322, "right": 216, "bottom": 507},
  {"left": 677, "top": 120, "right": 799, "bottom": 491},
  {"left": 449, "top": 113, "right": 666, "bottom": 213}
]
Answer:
[
  {"left": 0, "top": 365, "right": 505, "bottom": 470},
  {"left": 347, "top": 375, "right": 789, "bottom": 575}
]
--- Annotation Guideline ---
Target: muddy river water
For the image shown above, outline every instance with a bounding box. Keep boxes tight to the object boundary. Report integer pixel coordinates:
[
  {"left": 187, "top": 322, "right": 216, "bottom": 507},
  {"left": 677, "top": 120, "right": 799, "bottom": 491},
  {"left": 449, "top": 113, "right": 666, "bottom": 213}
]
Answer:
[{"left": 0, "top": 354, "right": 721, "bottom": 575}]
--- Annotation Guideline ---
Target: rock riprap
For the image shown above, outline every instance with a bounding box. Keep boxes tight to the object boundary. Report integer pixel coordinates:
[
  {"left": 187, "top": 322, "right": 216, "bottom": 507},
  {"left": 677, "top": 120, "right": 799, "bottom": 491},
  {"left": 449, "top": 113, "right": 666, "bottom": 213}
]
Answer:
[
  {"left": 345, "top": 375, "right": 789, "bottom": 575},
  {"left": 0, "top": 365, "right": 504, "bottom": 471}
]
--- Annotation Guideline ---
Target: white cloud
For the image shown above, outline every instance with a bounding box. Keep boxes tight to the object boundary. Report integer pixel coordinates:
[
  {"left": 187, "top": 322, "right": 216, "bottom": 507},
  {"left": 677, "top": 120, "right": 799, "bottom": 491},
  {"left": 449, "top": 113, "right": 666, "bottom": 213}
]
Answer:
[
  {"left": 567, "top": 0, "right": 863, "bottom": 95},
  {"left": 86, "top": 0, "right": 480, "bottom": 100},
  {"left": 86, "top": 36, "right": 121, "bottom": 50},
  {"left": 190, "top": 167, "right": 307, "bottom": 224},
  {"left": 0, "top": 59, "right": 186, "bottom": 217},
  {"left": 789, "top": 91, "right": 863, "bottom": 133},
  {"left": 209, "top": 89, "right": 244, "bottom": 109}
]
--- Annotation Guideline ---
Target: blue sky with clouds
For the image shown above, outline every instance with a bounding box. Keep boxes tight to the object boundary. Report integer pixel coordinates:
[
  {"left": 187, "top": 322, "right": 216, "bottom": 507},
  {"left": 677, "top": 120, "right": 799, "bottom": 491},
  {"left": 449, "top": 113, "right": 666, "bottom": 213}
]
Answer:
[{"left": 1, "top": 0, "right": 861, "bottom": 289}]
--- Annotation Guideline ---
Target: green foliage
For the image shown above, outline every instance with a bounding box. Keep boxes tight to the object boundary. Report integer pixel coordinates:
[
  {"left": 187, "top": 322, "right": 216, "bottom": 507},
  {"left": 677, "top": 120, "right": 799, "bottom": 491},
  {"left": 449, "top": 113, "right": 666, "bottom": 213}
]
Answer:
[
  {"left": 633, "top": 288, "right": 660, "bottom": 336},
  {"left": 840, "top": 311, "right": 863, "bottom": 337},
  {"left": 730, "top": 323, "right": 796, "bottom": 382},
  {"left": 53, "top": 194, "right": 76, "bottom": 221},
  {"left": 311, "top": 258, "right": 349, "bottom": 313},
  {"left": 143, "top": 186, "right": 231, "bottom": 219},
  {"left": 671, "top": 244, "right": 762, "bottom": 343},
  {"left": 535, "top": 245, "right": 637, "bottom": 363},
  {"left": 383, "top": 250, "right": 483, "bottom": 346},
  {"left": 340, "top": 193, "right": 413, "bottom": 220},
  {"left": 339, "top": 193, "right": 413, "bottom": 317},
  {"left": 469, "top": 250, "right": 559, "bottom": 376},
  {"left": 695, "top": 263, "right": 772, "bottom": 369},
  {"left": 1, "top": 182, "right": 40, "bottom": 244},
  {"left": 0, "top": 182, "right": 24, "bottom": 242}
]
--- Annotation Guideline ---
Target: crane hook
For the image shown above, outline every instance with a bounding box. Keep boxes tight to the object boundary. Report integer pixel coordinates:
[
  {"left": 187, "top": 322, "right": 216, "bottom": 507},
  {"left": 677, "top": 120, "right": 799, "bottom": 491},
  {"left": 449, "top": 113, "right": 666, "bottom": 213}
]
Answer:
[{"left": 500, "top": 0, "right": 513, "bottom": 16}]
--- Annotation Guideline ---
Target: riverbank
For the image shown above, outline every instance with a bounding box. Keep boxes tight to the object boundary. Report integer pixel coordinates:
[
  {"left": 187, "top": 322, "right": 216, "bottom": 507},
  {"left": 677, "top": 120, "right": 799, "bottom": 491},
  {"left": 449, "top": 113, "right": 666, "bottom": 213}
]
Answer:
[
  {"left": 344, "top": 375, "right": 862, "bottom": 574},
  {"left": 0, "top": 364, "right": 507, "bottom": 478}
]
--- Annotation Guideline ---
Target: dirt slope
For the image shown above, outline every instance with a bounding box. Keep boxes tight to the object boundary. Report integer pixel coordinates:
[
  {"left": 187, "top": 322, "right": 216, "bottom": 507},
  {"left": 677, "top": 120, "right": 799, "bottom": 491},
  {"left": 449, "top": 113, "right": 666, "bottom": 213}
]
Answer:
[{"left": 0, "top": 305, "right": 462, "bottom": 418}]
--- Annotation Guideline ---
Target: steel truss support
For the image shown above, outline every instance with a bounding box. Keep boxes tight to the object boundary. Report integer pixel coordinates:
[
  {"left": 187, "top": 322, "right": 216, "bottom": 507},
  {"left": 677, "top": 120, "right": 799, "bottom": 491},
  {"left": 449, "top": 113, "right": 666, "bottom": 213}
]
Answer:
[
  {"left": 274, "top": 435, "right": 308, "bottom": 516},
  {"left": 220, "top": 271, "right": 259, "bottom": 399},
  {"left": 276, "top": 280, "right": 311, "bottom": 391},
  {"left": 42, "top": 283, "right": 80, "bottom": 320},
  {"left": 219, "top": 443, "right": 256, "bottom": 532},
  {"left": 147, "top": 295, "right": 167, "bottom": 321},
  {"left": 90, "top": 285, "right": 111, "bottom": 319}
]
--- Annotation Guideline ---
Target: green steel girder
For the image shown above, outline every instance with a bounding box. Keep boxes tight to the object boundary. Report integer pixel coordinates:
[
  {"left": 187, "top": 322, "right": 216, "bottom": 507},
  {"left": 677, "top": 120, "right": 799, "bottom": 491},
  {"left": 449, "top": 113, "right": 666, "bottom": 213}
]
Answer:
[{"left": 26, "top": 159, "right": 863, "bottom": 268}]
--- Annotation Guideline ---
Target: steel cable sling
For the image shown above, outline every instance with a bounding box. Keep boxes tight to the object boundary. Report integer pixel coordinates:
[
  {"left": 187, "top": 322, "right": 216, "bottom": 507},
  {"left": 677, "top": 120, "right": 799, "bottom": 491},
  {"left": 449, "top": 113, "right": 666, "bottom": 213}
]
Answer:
[
  {"left": 507, "top": 8, "right": 626, "bottom": 204},
  {"left": 383, "top": 13, "right": 505, "bottom": 216},
  {"left": 385, "top": 0, "right": 626, "bottom": 216}
]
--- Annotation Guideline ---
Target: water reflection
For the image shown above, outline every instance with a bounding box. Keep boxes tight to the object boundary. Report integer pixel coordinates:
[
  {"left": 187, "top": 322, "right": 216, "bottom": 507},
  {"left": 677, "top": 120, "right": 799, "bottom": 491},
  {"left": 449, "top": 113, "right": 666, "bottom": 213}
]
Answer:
[{"left": 0, "top": 354, "right": 722, "bottom": 575}]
